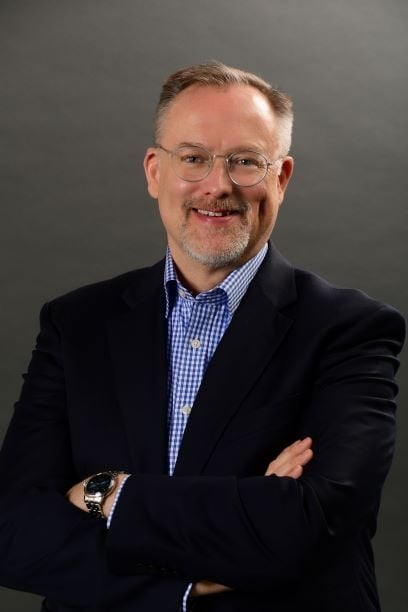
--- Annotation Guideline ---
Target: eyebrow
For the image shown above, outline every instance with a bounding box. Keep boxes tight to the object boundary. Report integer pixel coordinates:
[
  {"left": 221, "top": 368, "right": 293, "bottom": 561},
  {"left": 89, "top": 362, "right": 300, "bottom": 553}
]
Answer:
[
  {"left": 176, "top": 141, "right": 269, "bottom": 156},
  {"left": 177, "top": 141, "right": 207, "bottom": 149}
]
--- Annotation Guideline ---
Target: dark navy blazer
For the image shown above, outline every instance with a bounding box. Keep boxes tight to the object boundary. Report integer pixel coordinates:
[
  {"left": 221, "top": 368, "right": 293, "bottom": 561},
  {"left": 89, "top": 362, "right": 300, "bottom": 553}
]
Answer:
[{"left": 0, "top": 243, "right": 404, "bottom": 611}]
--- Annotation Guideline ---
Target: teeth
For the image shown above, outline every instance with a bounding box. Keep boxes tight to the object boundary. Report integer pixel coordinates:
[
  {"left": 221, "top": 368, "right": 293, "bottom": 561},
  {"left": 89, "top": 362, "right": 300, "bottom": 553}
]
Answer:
[{"left": 197, "top": 209, "right": 230, "bottom": 217}]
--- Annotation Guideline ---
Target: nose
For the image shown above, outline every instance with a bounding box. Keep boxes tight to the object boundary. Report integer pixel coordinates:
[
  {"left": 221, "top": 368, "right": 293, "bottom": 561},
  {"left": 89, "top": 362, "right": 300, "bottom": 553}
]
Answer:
[{"left": 199, "top": 155, "right": 234, "bottom": 198}]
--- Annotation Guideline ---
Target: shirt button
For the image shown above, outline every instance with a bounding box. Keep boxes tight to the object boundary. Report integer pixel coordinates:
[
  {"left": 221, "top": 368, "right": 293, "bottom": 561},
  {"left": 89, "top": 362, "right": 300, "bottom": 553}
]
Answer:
[
  {"left": 181, "top": 405, "right": 192, "bottom": 416},
  {"left": 190, "top": 338, "right": 201, "bottom": 349},
  {"left": 178, "top": 289, "right": 186, "bottom": 298}
]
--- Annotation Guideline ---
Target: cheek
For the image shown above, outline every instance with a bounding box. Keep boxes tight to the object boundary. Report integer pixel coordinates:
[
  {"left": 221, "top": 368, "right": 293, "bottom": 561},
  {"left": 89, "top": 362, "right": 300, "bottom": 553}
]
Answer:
[
  {"left": 157, "top": 184, "right": 190, "bottom": 228},
  {"left": 248, "top": 192, "right": 280, "bottom": 232},
  {"left": 158, "top": 174, "right": 195, "bottom": 203},
  {"left": 256, "top": 182, "right": 280, "bottom": 216},
  {"left": 247, "top": 186, "right": 270, "bottom": 216}
]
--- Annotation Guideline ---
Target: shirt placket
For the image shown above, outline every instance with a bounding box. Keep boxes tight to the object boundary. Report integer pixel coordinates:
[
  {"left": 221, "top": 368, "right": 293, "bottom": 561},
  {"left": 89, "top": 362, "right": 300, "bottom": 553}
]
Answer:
[{"left": 168, "top": 299, "right": 212, "bottom": 475}]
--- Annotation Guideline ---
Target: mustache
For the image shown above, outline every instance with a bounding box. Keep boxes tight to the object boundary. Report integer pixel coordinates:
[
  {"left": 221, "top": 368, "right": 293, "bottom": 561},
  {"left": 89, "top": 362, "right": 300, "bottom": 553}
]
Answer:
[{"left": 183, "top": 198, "right": 250, "bottom": 213}]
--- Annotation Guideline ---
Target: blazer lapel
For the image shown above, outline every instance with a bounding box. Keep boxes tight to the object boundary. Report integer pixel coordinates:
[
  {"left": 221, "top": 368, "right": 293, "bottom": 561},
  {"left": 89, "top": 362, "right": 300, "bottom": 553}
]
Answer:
[
  {"left": 174, "top": 244, "right": 297, "bottom": 476},
  {"left": 107, "top": 261, "right": 169, "bottom": 474}
]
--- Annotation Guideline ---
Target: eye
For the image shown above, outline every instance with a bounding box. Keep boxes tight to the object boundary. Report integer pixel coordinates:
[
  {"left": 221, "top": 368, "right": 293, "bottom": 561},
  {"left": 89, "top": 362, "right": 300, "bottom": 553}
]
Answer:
[
  {"left": 231, "top": 153, "right": 265, "bottom": 169},
  {"left": 176, "top": 146, "right": 209, "bottom": 166},
  {"left": 180, "top": 154, "right": 206, "bottom": 165}
]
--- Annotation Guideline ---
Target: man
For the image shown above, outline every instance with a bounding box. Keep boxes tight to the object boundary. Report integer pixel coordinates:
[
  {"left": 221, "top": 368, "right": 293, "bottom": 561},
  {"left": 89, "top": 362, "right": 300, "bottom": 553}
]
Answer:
[{"left": 0, "top": 62, "right": 404, "bottom": 611}]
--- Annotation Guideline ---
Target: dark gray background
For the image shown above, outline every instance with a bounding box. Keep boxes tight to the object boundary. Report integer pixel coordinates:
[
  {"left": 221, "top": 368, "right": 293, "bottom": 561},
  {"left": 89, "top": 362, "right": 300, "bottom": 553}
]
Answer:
[{"left": 1, "top": 1, "right": 407, "bottom": 610}]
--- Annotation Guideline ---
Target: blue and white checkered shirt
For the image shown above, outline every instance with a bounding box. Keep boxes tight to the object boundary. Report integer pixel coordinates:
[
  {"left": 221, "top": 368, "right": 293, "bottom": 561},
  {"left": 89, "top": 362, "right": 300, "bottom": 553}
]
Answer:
[
  {"left": 166, "top": 244, "right": 267, "bottom": 610},
  {"left": 165, "top": 243, "right": 268, "bottom": 475},
  {"left": 109, "top": 243, "right": 268, "bottom": 610}
]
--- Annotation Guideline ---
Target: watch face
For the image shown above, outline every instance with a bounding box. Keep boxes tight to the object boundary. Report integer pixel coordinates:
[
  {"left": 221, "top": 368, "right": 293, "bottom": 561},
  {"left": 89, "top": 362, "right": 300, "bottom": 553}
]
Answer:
[{"left": 86, "top": 472, "right": 113, "bottom": 495}]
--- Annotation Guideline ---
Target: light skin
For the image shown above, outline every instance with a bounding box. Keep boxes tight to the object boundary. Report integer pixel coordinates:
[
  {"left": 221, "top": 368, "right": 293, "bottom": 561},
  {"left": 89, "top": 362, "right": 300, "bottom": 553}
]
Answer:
[
  {"left": 144, "top": 84, "right": 294, "bottom": 294},
  {"left": 67, "top": 84, "right": 308, "bottom": 597}
]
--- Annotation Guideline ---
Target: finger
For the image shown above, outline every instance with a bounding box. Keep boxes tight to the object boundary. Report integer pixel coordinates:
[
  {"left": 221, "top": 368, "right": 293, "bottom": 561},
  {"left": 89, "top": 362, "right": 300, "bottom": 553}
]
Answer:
[
  {"left": 265, "top": 441, "right": 312, "bottom": 474},
  {"left": 266, "top": 448, "right": 313, "bottom": 477},
  {"left": 287, "top": 464, "right": 303, "bottom": 479},
  {"left": 278, "top": 437, "right": 313, "bottom": 461},
  {"left": 281, "top": 447, "right": 313, "bottom": 472},
  {"left": 191, "top": 581, "right": 232, "bottom": 597},
  {"left": 292, "top": 437, "right": 312, "bottom": 451},
  {"left": 297, "top": 447, "right": 313, "bottom": 466},
  {"left": 265, "top": 437, "right": 313, "bottom": 476}
]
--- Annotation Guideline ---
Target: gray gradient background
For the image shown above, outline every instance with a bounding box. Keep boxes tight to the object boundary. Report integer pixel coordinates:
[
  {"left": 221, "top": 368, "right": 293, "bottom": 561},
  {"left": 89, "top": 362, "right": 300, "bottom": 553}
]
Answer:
[{"left": 1, "top": 1, "right": 407, "bottom": 610}]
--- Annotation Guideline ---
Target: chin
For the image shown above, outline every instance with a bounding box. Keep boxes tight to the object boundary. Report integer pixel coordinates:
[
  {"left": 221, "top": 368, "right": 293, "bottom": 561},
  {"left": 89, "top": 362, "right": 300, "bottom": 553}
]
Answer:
[{"left": 183, "top": 239, "right": 250, "bottom": 269}]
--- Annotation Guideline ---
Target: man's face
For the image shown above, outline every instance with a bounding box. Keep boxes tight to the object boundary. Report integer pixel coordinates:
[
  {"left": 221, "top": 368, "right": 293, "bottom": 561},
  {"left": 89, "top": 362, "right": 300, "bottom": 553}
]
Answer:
[{"left": 144, "top": 84, "right": 293, "bottom": 275}]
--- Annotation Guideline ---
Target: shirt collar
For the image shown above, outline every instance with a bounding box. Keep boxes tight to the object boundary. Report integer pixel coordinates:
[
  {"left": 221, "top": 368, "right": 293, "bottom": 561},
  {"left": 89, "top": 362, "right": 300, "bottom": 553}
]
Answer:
[{"left": 164, "top": 243, "right": 268, "bottom": 318}]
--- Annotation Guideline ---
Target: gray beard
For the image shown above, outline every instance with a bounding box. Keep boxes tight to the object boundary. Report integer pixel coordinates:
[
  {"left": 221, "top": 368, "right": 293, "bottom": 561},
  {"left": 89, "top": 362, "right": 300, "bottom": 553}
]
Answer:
[
  {"left": 181, "top": 227, "right": 251, "bottom": 268},
  {"left": 180, "top": 198, "right": 251, "bottom": 268}
]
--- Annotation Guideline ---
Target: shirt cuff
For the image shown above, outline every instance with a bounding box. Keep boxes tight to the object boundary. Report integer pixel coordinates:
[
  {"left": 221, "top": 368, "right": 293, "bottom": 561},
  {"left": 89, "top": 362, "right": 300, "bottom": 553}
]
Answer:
[
  {"left": 181, "top": 583, "right": 193, "bottom": 612},
  {"left": 106, "top": 474, "right": 130, "bottom": 528}
]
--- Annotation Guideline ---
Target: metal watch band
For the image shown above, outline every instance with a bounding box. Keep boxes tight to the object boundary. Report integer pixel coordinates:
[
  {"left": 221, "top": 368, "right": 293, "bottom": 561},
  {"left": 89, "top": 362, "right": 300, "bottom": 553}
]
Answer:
[
  {"left": 85, "top": 500, "right": 105, "bottom": 519},
  {"left": 83, "top": 470, "right": 124, "bottom": 519}
]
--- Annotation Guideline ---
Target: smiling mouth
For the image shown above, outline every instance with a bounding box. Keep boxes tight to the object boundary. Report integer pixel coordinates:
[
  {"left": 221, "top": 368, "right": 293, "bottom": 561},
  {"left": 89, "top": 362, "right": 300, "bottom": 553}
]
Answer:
[{"left": 195, "top": 208, "right": 238, "bottom": 217}]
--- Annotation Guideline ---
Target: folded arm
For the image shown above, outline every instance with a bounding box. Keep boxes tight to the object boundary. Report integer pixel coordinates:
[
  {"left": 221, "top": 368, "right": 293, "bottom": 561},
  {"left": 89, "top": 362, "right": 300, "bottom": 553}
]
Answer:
[
  {"left": 0, "top": 298, "right": 404, "bottom": 602},
  {"left": 106, "top": 304, "right": 404, "bottom": 589}
]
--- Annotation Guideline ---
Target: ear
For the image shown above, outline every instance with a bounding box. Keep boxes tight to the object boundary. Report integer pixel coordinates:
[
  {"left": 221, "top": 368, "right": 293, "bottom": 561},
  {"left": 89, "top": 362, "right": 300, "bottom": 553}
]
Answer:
[
  {"left": 277, "top": 156, "right": 294, "bottom": 200},
  {"left": 144, "top": 147, "right": 160, "bottom": 199}
]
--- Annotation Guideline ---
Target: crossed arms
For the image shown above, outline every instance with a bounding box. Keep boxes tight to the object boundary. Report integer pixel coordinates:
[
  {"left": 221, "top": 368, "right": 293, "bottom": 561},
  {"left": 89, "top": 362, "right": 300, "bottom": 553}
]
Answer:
[
  {"left": 66, "top": 437, "right": 314, "bottom": 598},
  {"left": 0, "top": 290, "right": 404, "bottom": 608}
]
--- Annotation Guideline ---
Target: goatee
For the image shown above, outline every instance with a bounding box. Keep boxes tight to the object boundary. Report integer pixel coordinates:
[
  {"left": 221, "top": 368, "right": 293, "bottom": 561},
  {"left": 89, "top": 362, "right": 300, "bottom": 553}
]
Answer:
[{"left": 180, "top": 197, "right": 251, "bottom": 268}]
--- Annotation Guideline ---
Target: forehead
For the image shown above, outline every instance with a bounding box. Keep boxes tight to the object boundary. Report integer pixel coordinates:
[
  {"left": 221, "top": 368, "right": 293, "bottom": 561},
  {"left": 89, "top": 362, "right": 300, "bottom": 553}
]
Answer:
[{"left": 159, "top": 84, "right": 279, "bottom": 151}]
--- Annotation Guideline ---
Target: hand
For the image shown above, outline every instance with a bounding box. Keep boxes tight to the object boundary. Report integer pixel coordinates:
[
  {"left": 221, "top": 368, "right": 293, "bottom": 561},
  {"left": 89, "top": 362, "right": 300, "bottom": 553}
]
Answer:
[
  {"left": 191, "top": 437, "right": 313, "bottom": 597},
  {"left": 265, "top": 436, "right": 313, "bottom": 478},
  {"left": 190, "top": 580, "right": 232, "bottom": 597},
  {"left": 66, "top": 473, "right": 129, "bottom": 518}
]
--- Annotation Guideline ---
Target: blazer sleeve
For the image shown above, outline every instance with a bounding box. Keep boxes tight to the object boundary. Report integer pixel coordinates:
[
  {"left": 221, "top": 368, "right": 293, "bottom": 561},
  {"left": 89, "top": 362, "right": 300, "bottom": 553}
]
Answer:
[
  {"left": 106, "top": 301, "right": 405, "bottom": 590},
  {"left": 0, "top": 302, "right": 189, "bottom": 609},
  {"left": 0, "top": 293, "right": 405, "bottom": 599}
]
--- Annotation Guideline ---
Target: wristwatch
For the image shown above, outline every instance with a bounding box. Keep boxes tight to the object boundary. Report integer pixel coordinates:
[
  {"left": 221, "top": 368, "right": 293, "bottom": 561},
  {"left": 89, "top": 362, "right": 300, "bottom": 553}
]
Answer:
[{"left": 83, "top": 471, "right": 122, "bottom": 519}]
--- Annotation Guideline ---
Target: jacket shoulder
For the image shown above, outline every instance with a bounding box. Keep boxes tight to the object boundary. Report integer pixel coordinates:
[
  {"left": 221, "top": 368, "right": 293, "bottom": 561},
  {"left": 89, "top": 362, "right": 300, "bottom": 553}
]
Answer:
[
  {"left": 45, "top": 259, "right": 165, "bottom": 321},
  {"left": 291, "top": 266, "right": 405, "bottom": 345}
]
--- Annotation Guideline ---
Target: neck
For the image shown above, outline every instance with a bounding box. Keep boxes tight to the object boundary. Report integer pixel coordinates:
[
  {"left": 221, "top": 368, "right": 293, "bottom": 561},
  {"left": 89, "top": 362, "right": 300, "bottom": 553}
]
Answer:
[
  {"left": 173, "top": 260, "right": 235, "bottom": 295},
  {"left": 168, "top": 242, "right": 266, "bottom": 295}
]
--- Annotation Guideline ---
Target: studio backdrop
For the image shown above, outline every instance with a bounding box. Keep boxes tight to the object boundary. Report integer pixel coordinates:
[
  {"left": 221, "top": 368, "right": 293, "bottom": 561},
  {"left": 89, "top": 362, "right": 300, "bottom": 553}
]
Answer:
[{"left": 1, "top": 1, "right": 407, "bottom": 610}]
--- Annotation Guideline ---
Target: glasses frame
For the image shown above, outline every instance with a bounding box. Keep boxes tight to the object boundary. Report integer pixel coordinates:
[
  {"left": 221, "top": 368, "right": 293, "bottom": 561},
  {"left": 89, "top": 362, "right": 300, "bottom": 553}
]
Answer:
[{"left": 157, "top": 144, "right": 282, "bottom": 187}]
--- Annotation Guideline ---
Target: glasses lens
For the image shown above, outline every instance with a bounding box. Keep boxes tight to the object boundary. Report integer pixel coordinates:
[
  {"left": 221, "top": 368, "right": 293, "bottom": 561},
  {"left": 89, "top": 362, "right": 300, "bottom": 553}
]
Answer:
[
  {"left": 228, "top": 152, "right": 268, "bottom": 186},
  {"left": 172, "top": 146, "right": 211, "bottom": 181}
]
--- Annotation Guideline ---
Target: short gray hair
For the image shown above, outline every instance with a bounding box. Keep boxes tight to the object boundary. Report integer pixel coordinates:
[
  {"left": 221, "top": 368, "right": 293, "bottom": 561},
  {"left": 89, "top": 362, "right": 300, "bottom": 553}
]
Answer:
[{"left": 155, "top": 61, "right": 293, "bottom": 156}]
